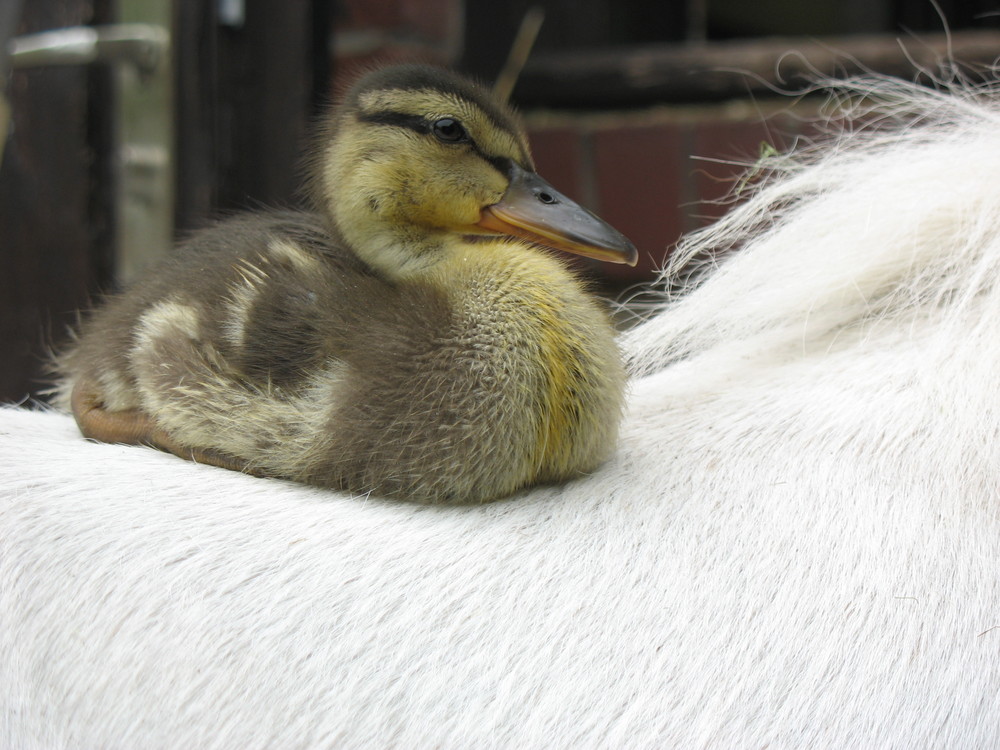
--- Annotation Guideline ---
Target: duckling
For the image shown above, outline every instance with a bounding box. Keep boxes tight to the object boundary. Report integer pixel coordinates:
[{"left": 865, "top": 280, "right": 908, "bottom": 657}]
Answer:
[{"left": 53, "top": 64, "right": 637, "bottom": 503}]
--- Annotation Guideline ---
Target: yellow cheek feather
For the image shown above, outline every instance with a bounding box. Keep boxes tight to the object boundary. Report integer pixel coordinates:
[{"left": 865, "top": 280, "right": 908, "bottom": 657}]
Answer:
[
  {"left": 403, "top": 150, "right": 506, "bottom": 230},
  {"left": 332, "top": 111, "right": 510, "bottom": 233}
]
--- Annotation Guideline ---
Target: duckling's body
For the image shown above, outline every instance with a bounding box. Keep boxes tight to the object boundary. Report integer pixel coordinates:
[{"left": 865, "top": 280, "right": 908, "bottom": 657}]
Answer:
[{"left": 54, "top": 65, "right": 635, "bottom": 503}]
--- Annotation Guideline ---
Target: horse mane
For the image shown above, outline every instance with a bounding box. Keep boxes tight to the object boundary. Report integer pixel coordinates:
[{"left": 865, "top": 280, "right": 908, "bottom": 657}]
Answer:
[{"left": 628, "top": 70, "right": 1000, "bottom": 377}]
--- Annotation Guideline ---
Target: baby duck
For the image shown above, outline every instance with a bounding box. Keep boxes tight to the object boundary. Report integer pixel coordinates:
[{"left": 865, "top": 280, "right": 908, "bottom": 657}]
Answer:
[{"left": 54, "top": 64, "right": 637, "bottom": 503}]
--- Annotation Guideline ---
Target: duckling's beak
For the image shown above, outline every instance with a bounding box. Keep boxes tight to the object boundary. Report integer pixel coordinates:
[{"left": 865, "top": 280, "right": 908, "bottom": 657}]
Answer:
[{"left": 476, "top": 163, "right": 638, "bottom": 266}]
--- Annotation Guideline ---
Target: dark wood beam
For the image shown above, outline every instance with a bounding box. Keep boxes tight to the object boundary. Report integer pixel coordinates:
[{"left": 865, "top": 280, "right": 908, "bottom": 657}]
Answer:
[{"left": 514, "top": 31, "right": 1000, "bottom": 107}]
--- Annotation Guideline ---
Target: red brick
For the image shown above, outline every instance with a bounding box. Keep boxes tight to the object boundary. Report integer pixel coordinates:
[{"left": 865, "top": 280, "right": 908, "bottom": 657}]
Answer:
[
  {"left": 592, "top": 123, "right": 687, "bottom": 283},
  {"left": 690, "top": 114, "right": 796, "bottom": 226},
  {"left": 329, "top": 0, "right": 462, "bottom": 96},
  {"left": 395, "top": 0, "right": 462, "bottom": 42},
  {"left": 336, "top": 0, "right": 459, "bottom": 40},
  {"left": 337, "top": 0, "right": 402, "bottom": 28}
]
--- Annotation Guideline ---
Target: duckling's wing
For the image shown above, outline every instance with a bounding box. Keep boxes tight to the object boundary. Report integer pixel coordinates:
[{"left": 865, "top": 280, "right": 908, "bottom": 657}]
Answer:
[{"left": 57, "top": 210, "right": 387, "bottom": 476}]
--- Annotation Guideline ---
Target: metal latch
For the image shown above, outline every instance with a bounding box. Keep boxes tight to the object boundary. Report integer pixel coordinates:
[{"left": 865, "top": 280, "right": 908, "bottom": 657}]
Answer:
[{"left": 8, "top": 24, "right": 166, "bottom": 73}]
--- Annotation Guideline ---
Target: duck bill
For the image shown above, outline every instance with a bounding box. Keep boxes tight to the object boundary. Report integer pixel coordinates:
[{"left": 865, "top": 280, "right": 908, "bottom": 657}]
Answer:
[{"left": 476, "top": 164, "right": 638, "bottom": 266}]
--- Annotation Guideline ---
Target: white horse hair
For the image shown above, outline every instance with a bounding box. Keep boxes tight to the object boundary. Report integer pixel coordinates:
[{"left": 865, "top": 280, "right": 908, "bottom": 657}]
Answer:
[{"left": 5, "top": 70, "right": 1000, "bottom": 748}]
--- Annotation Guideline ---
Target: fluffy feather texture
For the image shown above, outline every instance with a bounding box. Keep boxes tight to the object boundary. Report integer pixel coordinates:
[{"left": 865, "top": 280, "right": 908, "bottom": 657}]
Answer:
[{"left": 5, "top": 71, "right": 1000, "bottom": 747}]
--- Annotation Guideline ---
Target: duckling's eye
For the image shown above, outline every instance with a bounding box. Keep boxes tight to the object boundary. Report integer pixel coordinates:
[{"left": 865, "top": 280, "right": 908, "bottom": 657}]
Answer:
[{"left": 432, "top": 118, "right": 469, "bottom": 144}]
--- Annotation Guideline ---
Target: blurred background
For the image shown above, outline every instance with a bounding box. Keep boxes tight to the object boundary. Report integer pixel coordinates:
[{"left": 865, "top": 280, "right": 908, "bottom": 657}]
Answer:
[{"left": 2, "top": 0, "right": 999, "bottom": 404}]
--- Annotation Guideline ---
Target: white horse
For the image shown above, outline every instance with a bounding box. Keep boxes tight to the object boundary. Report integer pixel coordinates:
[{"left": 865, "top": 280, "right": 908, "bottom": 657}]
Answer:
[{"left": 4, "top": 71, "right": 1000, "bottom": 748}]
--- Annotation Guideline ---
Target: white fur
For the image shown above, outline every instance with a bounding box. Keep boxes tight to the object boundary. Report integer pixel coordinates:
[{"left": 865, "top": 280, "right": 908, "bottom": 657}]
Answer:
[{"left": 5, "top": 73, "right": 1000, "bottom": 748}]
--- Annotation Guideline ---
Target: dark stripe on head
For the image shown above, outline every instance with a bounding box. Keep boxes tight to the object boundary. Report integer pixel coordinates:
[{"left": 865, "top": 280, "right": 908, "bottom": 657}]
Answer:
[
  {"left": 482, "top": 155, "right": 515, "bottom": 178},
  {"left": 358, "top": 110, "right": 431, "bottom": 135},
  {"left": 346, "top": 64, "right": 523, "bottom": 146}
]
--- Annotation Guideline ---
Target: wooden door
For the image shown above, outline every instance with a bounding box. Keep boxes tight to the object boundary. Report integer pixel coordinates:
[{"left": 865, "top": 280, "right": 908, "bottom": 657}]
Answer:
[
  {"left": 0, "top": 0, "right": 327, "bottom": 404},
  {"left": 0, "top": 0, "right": 114, "bottom": 404}
]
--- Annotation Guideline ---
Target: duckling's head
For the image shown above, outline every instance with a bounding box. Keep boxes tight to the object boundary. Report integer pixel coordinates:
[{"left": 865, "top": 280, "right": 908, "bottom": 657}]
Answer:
[{"left": 309, "top": 64, "right": 637, "bottom": 279}]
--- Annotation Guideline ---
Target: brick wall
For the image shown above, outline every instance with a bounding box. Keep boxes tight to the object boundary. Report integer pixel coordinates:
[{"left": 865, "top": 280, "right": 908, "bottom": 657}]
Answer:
[{"left": 330, "top": 0, "right": 464, "bottom": 93}]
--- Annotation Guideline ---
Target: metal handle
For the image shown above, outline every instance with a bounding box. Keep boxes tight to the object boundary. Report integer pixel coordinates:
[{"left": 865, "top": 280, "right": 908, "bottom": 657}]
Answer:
[{"left": 8, "top": 24, "right": 167, "bottom": 74}]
